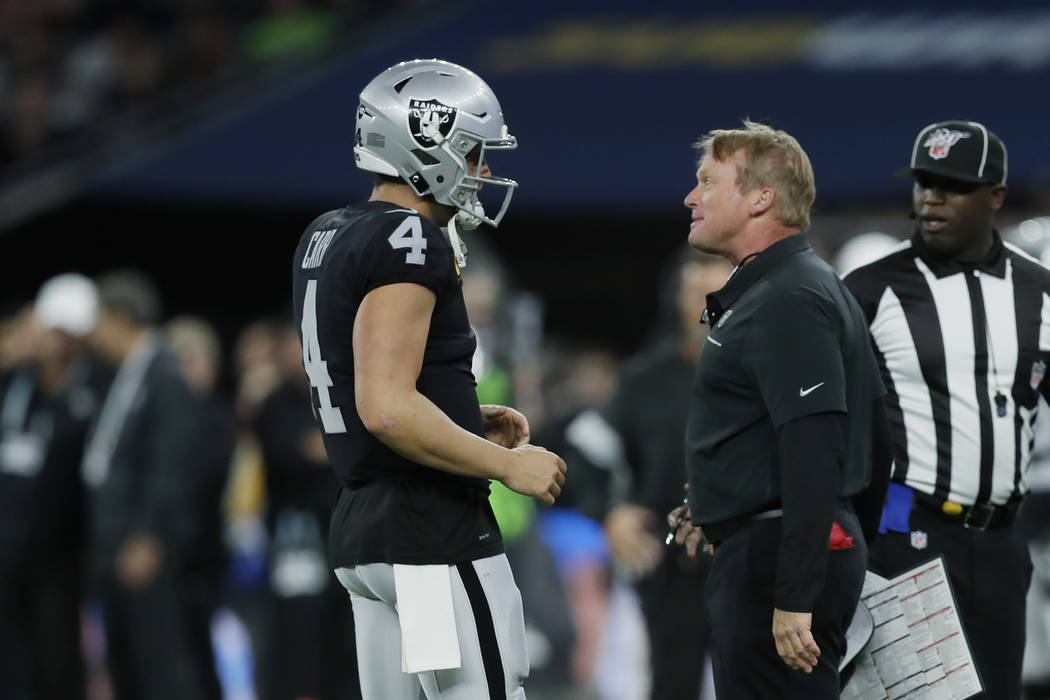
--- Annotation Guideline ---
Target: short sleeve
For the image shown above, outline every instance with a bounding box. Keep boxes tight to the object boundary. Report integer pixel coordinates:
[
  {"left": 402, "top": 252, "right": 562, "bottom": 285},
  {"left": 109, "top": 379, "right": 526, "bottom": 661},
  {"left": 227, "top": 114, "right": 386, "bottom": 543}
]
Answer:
[
  {"left": 843, "top": 267, "right": 885, "bottom": 325},
  {"left": 747, "top": 290, "right": 847, "bottom": 427},
  {"left": 359, "top": 214, "right": 454, "bottom": 297}
]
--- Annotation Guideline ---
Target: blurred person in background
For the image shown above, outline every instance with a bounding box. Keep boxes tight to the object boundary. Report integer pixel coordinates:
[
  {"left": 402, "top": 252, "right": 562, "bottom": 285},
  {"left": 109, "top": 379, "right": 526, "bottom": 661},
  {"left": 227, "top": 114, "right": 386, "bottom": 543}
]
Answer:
[
  {"left": 600, "top": 250, "right": 732, "bottom": 700},
  {"left": 217, "top": 318, "right": 283, "bottom": 697},
  {"left": 463, "top": 259, "right": 578, "bottom": 697},
  {"left": 0, "top": 300, "right": 36, "bottom": 371},
  {"left": 257, "top": 318, "right": 361, "bottom": 700},
  {"left": 233, "top": 319, "right": 283, "bottom": 427},
  {"left": 832, "top": 231, "right": 901, "bottom": 278},
  {"left": 291, "top": 59, "right": 565, "bottom": 699},
  {"left": 1007, "top": 216, "right": 1050, "bottom": 700},
  {"left": 0, "top": 273, "right": 108, "bottom": 700},
  {"left": 82, "top": 269, "right": 202, "bottom": 700},
  {"left": 844, "top": 121, "right": 1049, "bottom": 700},
  {"left": 166, "top": 315, "right": 236, "bottom": 700},
  {"left": 1022, "top": 408, "right": 1050, "bottom": 700},
  {"left": 529, "top": 344, "right": 621, "bottom": 695}
]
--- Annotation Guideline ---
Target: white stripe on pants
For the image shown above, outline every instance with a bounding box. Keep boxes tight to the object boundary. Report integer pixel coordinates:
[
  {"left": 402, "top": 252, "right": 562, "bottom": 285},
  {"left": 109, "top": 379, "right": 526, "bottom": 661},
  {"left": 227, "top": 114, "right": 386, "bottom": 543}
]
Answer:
[{"left": 335, "top": 553, "right": 528, "bottom": 699}]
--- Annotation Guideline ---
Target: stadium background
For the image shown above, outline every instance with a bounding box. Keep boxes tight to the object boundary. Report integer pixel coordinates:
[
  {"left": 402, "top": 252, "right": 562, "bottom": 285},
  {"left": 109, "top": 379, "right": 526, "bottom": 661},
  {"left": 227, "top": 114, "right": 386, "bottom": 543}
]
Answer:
[
  {"left": 6, "top": 0, "right": 1050, "bottom": 355},
  {"left": 2, "top": 0, "right": 1050, "bottom": 698}
]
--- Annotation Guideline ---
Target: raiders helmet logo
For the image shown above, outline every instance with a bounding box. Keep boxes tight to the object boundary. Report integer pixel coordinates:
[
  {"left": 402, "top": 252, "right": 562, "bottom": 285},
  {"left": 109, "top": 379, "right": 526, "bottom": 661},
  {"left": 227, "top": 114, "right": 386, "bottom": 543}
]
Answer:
[
  {"left": 408, "top": 98, "right": 456, "bottom": 148},
  {"left": 923, "top": 128, "right": 971, "bottom": 160}
]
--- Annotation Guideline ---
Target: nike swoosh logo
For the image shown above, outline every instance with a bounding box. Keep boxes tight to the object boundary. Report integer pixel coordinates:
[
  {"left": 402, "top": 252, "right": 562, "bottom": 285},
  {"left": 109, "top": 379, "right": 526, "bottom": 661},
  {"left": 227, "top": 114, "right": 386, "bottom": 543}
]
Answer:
[{"left": 799, "top": 382, "right": 825, "bottom": 397}]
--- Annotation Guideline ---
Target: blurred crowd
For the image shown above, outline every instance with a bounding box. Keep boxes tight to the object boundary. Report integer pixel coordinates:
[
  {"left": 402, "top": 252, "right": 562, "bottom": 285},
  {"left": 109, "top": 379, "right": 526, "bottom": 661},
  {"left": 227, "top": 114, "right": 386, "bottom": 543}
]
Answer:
[
  {"left": 2, "top": 223, "right": 1050, "bottom": 700},
  {"left": 0, "top": 0, "right": 423, "bottom": 167}
]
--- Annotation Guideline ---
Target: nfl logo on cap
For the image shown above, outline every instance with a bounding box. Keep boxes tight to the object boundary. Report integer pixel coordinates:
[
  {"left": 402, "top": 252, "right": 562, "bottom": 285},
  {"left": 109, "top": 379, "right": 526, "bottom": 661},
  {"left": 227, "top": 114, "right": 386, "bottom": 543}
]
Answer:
[
  {"left": 907, "top": 120, "right": 1008, "bottom": 186},
  {"left": 923, "top": 128, "right": 970, "bottom": 160}
]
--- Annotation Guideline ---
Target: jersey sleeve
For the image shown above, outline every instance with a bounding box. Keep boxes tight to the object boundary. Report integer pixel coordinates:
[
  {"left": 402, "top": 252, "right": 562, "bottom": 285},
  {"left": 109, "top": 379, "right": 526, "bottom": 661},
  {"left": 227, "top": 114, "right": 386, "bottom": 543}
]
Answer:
[
  {"left": 746, "top": 289, "right": 847, "bottom": 427},
  {"left": 359, "top": 213, "right": 455, "bottom": 297}
]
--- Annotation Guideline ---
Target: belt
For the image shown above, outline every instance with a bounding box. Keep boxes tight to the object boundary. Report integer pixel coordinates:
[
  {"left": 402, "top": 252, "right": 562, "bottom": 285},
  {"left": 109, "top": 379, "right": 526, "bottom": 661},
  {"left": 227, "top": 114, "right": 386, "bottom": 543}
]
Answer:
[
  {"left": 701, "top": 497, "right": 854, "bottom": 547},
  {"left": 701, "top": 508, "right": 783, "bottom": 547},
  {"left": 911, "top": 491, "right": 1022, "bottom": 532}
]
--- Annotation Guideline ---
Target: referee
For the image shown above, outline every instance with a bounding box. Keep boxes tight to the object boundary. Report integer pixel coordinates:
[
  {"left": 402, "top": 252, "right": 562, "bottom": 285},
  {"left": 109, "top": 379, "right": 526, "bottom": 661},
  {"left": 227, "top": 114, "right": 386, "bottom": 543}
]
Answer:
[
  {"left": 845, "top": 120, "right": 1050, "bottom": 699},
  {"left": 670, "top": 121, "right": 890, "bottom": 698}
]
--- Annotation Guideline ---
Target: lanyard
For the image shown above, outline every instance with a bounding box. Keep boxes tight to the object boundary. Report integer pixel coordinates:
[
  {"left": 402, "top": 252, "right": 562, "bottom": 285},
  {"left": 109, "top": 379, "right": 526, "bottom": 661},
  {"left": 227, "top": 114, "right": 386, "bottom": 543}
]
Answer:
[
  {"left": 0, "top": 371, "right": 34, "bottom": 435},
  {"left": 81, "top": 333, "right": 158, "bottom": 488}
]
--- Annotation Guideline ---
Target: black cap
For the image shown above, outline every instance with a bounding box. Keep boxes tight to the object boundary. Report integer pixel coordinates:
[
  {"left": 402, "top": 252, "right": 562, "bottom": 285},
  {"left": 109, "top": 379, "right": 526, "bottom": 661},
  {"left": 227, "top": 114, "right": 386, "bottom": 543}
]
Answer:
[{"left": 907, "top": 120, "right": 1008, "bottom": 185}]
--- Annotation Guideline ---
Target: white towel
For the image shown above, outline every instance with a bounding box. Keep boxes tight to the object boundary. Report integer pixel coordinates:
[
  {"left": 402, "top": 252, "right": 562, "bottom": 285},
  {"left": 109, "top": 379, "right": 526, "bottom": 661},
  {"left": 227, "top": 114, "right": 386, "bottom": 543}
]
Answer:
[{"left": 393, "top": 564, "right": 462, "bottom": 673}]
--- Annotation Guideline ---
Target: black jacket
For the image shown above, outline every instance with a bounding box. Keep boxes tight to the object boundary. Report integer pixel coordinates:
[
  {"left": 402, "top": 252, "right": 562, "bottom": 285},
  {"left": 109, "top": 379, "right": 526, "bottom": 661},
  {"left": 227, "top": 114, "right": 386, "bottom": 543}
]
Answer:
[{"left": 88, "top": 346, "right": 201, "bottom": 567}]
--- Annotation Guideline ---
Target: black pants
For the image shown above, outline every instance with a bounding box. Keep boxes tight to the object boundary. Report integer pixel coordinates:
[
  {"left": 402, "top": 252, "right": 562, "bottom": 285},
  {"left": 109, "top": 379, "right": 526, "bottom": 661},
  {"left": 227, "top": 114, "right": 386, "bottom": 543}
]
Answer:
[
  {"left": 0, "top": 545, "right": 85, "bottom": 700},
  {"left": 705, "top": 510, "right": 866, "bottom": 699},
  {"left": 636, "top": 547, "right": 711, "bottom": 700},
  {"left": 99, "top": 564, "right": 198, "bottom": 700},
  {"left": 868, "top": 506, "right": 1032, "bottom": 700},
  {"left": 263, "top": 573, "right": 361, "bottom": 700},
  {"left": 179, "top": 572, "right": 223, "bottom": 700}
]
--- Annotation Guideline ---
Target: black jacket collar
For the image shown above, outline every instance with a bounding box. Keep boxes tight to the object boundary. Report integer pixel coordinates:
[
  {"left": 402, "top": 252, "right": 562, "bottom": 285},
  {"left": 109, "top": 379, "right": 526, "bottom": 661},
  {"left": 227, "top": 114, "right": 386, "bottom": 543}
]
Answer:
[
  {"left": 704, "top": 233, "right": 810, "bottom": 326},
  {"left": 910, "top": 229, "right": 1007, "bottom": 279}
]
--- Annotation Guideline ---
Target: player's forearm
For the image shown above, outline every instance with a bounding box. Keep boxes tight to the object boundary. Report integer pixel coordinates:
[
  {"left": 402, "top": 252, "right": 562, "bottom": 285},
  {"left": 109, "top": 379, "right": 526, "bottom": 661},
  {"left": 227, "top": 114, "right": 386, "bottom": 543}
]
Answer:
[{"left": 358, "top": 388, "right": 510, "bottom": 481}]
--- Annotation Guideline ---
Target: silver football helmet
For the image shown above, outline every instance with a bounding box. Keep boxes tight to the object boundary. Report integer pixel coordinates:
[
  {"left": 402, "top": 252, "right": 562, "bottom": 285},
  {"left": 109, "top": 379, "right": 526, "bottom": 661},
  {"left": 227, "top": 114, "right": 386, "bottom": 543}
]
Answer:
[{"left": 354, "top": 59, "right": 518, "bottom": 230}]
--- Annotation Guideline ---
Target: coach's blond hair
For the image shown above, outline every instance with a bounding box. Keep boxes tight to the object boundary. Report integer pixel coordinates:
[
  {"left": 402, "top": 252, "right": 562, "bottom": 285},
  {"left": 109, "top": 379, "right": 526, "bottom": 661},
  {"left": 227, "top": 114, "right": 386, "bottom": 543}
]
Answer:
[{"left": 695, "top": 120, "right": 816, "bottom": 230}]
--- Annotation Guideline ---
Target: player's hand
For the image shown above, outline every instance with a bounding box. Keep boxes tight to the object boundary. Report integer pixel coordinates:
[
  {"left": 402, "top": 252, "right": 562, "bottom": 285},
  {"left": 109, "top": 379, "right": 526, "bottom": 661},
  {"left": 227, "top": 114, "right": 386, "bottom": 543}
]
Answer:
[
  {"left": 605, "top": 504, "right": 662, "bottom": 575},
  {"left": 503, "top": 444, "right": 566, "bottom": 505},
  {"left": 481, "top": 404, "right": 531, "bottom": 448},
  {"left": 772, "top": 608, "right": 820, "bottom": 673}
]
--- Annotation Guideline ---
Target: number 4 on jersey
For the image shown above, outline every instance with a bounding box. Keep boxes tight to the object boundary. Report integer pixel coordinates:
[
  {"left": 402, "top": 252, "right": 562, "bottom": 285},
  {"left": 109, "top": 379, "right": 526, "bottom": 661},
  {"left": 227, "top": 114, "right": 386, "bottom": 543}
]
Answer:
[
  {"left": 388, "top": 216, "right": 427, "bottom": 264},
  {"left": 301, "top": 279, "right": 347, "bottom": 434}
]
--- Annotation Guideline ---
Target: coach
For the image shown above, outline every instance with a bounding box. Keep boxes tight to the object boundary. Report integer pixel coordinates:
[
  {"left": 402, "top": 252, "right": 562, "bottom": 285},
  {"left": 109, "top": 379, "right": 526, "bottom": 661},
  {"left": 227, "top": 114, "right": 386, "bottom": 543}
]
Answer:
[
  {"left": 670, "top": 121, "right": 890, "bottom": 698},
  {"left": 845, "top": 120, "right": 1050, "bottom": 699}
]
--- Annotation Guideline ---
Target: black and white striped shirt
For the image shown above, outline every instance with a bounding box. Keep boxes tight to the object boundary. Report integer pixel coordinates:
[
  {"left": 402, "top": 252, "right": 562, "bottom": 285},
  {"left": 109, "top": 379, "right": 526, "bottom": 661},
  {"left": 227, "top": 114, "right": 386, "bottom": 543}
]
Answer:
[{"left": 845, "top": 233, "right": 1050, "bottom": 507}]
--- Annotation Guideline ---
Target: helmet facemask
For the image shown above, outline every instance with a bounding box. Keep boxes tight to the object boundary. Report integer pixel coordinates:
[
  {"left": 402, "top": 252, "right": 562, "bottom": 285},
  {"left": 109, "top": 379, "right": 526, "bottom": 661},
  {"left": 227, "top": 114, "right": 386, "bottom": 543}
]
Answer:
[{"left": 439, "top": 126, "right": 518, "bottom": 231}]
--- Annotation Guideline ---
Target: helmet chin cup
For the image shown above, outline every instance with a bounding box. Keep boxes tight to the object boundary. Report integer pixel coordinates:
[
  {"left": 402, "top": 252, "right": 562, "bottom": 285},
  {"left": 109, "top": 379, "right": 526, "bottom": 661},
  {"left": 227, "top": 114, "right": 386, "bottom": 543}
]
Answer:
[
  {"left": 455, "top": 206, "right": 483, "bottom": 231},
  {"left": 453, "top": 209, "right": 480, "bottom": 230}
]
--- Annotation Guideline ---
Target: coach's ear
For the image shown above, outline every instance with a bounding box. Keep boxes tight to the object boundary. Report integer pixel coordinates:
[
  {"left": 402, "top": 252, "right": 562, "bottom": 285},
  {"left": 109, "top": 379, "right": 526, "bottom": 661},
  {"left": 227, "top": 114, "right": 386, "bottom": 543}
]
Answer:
[{"left": 750, "top": 187, "right": 775, "bottom": 218}]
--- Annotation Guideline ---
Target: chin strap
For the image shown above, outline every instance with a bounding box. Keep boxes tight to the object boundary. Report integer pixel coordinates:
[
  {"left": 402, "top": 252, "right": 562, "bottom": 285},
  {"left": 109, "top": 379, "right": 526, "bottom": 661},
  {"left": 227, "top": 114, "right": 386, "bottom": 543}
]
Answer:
[{"left": 446, "top": 214, "right": 470, "bottom": 270}]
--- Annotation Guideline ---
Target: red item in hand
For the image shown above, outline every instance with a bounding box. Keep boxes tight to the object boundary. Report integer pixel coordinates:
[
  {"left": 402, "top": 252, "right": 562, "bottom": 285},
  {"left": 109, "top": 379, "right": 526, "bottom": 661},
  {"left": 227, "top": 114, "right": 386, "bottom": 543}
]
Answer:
[{"left": 828, "top": 521, "right": 855, "bottom": 550}]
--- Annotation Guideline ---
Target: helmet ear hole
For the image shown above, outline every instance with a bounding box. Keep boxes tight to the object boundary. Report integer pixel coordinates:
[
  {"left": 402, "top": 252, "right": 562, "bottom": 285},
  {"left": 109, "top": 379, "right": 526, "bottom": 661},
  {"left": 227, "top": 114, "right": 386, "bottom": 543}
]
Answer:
[{"left": 410, "top": 148, "right": 440, "bottom": 166}]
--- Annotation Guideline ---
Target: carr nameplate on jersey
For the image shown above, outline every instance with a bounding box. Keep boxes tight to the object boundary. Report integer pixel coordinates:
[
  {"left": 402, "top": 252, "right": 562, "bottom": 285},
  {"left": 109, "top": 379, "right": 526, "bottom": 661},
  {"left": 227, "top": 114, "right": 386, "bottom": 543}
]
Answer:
[{"left": 301, "top": 228, "right": 337, "bottom": 269}]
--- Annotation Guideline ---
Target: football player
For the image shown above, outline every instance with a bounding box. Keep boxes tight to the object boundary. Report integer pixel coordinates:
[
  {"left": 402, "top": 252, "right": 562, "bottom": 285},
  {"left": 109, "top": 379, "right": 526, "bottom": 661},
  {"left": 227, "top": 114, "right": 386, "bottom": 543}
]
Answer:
[{"left": 291, "top": 59, "right": 566, "bottom": 699}]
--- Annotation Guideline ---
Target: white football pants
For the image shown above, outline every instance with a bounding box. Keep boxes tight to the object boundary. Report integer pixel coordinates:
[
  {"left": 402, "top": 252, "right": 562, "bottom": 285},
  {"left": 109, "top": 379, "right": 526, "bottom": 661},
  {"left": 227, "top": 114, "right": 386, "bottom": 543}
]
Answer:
[{"left": 335, "top": 553, "right": 529, "bottom": 699}]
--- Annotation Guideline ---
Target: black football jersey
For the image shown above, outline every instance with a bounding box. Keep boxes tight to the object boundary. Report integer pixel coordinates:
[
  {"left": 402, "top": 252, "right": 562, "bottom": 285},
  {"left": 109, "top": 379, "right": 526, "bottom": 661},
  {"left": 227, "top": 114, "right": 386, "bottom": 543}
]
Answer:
[{"left": 291, "top": 201, "right": 502, "bottom": 565}]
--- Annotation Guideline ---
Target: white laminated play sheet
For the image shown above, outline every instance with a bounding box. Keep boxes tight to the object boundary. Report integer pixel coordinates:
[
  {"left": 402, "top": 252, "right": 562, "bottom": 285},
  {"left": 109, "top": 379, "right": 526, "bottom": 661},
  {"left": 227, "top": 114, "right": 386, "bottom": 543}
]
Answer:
[{"left": 841, "top": 557, "right": 982, "bottom": 700}]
